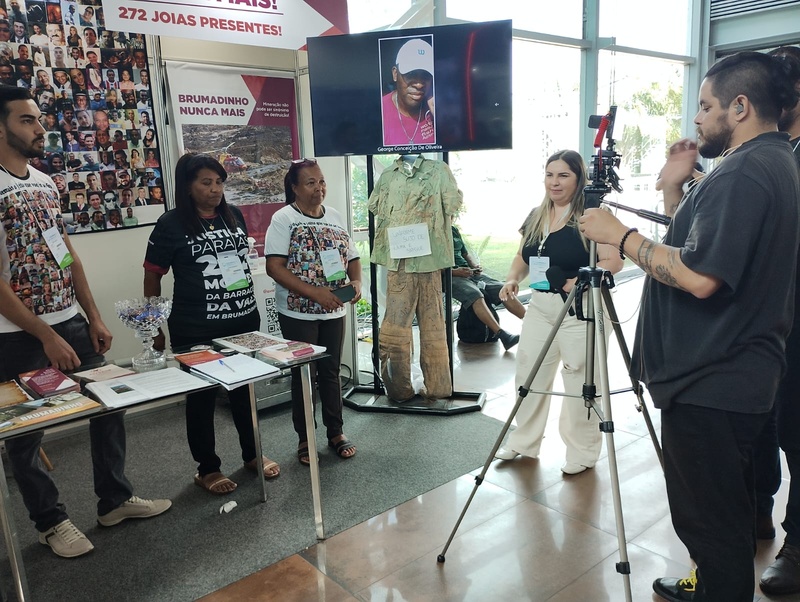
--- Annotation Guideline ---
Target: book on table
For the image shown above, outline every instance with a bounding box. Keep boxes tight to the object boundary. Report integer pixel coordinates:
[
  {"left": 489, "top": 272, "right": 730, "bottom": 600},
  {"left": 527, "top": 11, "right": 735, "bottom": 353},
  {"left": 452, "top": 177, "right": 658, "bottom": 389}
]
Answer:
[
  {"left": 19, "top": 366, "right": 81, "bottom": 397},
  {"left": 0, "top": 380, "right": 33, "bottom": 408},
  {"left": 173, "top": 349, "right": 226, "bottom": 367},
  {"left": 84, "top": 367, "right": 213, "bottom": 408},
  {"left": 71, "top": 364, "right": 136, "bottom": 383},
  {"left": 0, "top": 391, "right": 102, "bottom": 436},
  {"left": 184, "top": 352, "right": 280, "bottom": 390},
  {"left": 213, "top": 331, "right": 325, "bottom": 363},
  {"left": 257, "top": 339, "right": 326, "bottom": 363}
]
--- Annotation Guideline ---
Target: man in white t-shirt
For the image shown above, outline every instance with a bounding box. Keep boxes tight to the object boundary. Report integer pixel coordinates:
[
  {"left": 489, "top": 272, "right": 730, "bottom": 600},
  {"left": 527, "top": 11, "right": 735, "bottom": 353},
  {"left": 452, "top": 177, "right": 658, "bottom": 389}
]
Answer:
[{"left": 0, "top": 87, "right": 171, "bottom": 559}]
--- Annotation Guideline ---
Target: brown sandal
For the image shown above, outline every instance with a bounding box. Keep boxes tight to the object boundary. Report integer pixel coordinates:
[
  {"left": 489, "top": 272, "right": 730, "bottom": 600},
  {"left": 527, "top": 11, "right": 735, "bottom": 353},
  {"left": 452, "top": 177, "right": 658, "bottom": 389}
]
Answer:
[
  {"left": 244, "top": 456, "right": 280, "bottom": 479},
  {"left": 297, "top": 442, "right": 311, "bottom": 466},
  {"left": 194, "top": 472, "right": 237, "bottom": 495}
]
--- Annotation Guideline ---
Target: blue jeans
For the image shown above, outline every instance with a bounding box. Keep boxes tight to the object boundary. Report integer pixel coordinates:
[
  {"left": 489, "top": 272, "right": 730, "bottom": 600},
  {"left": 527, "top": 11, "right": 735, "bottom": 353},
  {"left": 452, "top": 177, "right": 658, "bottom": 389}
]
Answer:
[{"left": 0, "top": 315, "right": 133, "bottom": 531}]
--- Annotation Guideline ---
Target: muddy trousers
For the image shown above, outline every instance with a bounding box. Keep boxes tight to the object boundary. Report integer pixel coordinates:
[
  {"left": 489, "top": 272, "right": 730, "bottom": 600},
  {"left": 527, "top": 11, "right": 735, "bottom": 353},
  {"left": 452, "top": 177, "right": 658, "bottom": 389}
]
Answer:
[{"left": 379, "top": 265, "right": 452, "bottom": 401}]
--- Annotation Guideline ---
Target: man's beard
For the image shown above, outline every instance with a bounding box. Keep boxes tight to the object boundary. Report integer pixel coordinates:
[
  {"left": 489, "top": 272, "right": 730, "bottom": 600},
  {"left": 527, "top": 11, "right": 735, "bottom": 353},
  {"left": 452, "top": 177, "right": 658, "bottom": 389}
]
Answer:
[
  {"left": 778, "top": 105, "right": 799, "bottom": 135},
  {"left": 6, "top": 131, "right": 44, "bottom": 160},
  {"left": 697, "top": 118, "right": 734, "bottom": 159}
]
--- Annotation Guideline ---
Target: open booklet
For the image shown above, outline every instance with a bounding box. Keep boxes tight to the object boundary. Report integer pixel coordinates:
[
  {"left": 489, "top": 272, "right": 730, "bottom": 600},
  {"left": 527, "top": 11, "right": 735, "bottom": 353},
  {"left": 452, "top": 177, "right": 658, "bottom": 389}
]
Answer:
[
  {"left": 182, "top": 353, "right": 280, "bottom": 390},
  {"left": 84, "top": 367, "right": 212, "bottom": 409}
]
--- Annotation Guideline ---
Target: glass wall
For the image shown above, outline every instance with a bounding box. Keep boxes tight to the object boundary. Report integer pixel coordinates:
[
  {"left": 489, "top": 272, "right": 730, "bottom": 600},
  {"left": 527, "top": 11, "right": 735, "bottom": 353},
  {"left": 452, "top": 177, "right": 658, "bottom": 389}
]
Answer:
[
  {"left": 342, "top": 0, "right": 695, "bottom": 363},
  {"left": 449, "top": 41, "right": 582, "bottom": 282},
  {"left": 596, "top": 51, "right": 685, "bottom": 240},
  {"left": 445, "top": 0, "right": 583, "bottom": 39},
  {"left": 599, "top": 0, "right": 691, "bottom": 55},
  {"left": 344, "top": 0, "right": 693, "bottom": 251}
]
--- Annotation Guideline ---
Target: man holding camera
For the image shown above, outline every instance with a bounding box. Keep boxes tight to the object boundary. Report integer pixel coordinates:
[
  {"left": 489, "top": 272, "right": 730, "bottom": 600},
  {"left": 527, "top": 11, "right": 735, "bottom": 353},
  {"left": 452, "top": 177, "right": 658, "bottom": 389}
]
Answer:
[{"left": 580, "top": 52, "right": 800, "bottom": 602}]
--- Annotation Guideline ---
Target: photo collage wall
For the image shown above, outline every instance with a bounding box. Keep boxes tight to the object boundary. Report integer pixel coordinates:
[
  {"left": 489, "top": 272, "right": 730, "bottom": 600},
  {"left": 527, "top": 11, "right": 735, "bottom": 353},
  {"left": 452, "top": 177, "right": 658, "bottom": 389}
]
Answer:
[{"left": 0, "top": 0, "right": 164, "bottom": 233}]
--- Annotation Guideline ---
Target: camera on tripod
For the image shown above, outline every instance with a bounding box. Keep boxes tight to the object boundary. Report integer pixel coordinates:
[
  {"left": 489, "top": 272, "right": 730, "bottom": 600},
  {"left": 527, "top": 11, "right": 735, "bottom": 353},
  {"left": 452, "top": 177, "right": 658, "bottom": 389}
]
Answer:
[
  {"left": 586, "top": 106, "right": 672, "bottom": 227},
  {"left": 585, "top": 106, "right": 623, "bottom": 208}
]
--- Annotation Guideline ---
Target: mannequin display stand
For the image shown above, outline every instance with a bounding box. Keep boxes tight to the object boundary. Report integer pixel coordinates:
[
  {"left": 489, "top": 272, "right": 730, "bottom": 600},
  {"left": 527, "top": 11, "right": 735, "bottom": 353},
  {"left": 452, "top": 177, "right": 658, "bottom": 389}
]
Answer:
[{"left": 343, "top": 154, "right": 485, "bottom": 415}]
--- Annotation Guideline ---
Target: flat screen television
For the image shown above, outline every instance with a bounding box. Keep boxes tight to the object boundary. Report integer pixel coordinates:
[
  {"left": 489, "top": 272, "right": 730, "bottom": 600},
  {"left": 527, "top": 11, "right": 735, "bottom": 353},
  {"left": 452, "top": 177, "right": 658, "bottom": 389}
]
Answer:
[{"left": 307, "top": 20, "right": 512, "bottom": 157}]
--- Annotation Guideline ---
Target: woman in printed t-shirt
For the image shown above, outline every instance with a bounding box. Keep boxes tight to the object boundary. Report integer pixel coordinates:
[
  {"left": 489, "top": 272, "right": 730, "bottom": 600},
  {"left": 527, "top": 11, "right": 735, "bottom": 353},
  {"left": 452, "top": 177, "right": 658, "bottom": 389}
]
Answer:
[
  {"left": 265, "top": 159, "right": 361, "bottom": 465},
  {"left": 143, "top": 154, "right": 280, "bottom": 495}
]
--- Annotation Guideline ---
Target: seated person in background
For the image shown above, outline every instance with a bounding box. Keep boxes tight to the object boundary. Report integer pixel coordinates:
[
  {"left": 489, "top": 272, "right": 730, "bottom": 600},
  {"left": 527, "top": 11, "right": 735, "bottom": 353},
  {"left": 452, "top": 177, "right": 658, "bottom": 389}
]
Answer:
[{"left": 451, "top": 225, "right": 525, "bottom": 349}]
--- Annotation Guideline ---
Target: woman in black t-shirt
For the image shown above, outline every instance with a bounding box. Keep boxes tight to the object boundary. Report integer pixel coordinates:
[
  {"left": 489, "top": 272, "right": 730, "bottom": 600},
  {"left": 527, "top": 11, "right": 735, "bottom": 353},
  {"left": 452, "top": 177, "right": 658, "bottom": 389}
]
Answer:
[
  {"left": 495, "top": 150, "right": 623, "bottom": 474},
  {"left": 143, "top": 154, "right": 280, "bottom": 495}
]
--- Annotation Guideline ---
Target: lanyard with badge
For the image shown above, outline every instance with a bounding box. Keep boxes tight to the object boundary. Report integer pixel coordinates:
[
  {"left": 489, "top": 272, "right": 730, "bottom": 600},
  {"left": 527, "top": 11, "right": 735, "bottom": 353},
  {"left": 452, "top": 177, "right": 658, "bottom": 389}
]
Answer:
[
  {"left": 198, "top": 215, "right": 249, "bottom": 291},
  {"left": 530, "top": 206, "right": 570, "bottom": 291},
  {"left": 2, "top": 165, "right": 74, "bottom": 269},
  {"left": 293, "top": 203, "right": 347, "bottom": 281}
]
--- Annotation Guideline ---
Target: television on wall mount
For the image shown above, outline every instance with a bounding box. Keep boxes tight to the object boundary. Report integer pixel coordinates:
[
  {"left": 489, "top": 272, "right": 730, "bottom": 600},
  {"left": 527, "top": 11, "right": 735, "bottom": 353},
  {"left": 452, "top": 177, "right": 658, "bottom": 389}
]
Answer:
[{"left": 307, "top": 20, "right": 512, "bottom": 157}]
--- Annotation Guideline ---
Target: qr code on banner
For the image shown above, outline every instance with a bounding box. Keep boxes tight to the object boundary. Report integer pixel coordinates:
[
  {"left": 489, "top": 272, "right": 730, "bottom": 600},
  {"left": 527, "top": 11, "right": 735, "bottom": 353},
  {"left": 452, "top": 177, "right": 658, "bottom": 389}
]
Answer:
[{"left": 263, "top": 297, "right": 281, "bottom": 335}]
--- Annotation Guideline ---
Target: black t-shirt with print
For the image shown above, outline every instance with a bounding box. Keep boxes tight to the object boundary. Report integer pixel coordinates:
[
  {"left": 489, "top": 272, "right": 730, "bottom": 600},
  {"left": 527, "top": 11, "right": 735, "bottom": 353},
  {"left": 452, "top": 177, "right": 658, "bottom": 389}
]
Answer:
[{"left": 144, "top": 205, "right": 259, "bottom": 342}]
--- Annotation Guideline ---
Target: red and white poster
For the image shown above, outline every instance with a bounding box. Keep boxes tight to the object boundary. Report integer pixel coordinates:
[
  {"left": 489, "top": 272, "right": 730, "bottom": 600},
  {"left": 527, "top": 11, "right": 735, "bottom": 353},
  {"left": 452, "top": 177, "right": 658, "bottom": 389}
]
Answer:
[
  {"left": 165, "top": 61, "right": 298, "bottom": 255},
  {"left": 104, "top": 0, "right": 348, "bottom": 49}
]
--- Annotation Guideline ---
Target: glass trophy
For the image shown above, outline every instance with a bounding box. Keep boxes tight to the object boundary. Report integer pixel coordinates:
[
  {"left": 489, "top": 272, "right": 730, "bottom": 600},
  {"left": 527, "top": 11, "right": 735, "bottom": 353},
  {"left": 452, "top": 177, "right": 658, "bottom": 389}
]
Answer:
[{"left": 115, "top": 296, "right": 172, "bottom": 372}]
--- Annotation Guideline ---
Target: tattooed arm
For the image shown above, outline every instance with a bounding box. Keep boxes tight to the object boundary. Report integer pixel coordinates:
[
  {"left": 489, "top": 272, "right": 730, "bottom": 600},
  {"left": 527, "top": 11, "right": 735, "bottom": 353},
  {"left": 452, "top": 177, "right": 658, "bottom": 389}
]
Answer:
[{"left": 578, "top": 208, "right": 722, "bottom": 299}]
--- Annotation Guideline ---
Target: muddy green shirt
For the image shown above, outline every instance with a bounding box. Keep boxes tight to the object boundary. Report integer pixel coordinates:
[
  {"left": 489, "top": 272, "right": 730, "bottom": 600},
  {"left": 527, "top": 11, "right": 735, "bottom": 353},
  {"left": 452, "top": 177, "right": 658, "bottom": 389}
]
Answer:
[{"left": 368, "top": 157, "right": 462, "bottom": 273}]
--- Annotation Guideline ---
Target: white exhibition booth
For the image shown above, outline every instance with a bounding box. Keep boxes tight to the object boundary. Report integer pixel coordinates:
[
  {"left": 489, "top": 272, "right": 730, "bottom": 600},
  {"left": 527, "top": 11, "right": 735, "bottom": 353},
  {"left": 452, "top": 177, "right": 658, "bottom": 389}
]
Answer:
[{"left": 70, "top": 34, "right": 357, "bottom": 373}]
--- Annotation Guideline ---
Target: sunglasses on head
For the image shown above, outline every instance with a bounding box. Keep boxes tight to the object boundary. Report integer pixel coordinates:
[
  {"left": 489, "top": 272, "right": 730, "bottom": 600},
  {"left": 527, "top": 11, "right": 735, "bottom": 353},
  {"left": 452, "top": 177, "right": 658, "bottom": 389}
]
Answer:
[{"left": 290, "top": 158, "right": 317, "bottom": 167}]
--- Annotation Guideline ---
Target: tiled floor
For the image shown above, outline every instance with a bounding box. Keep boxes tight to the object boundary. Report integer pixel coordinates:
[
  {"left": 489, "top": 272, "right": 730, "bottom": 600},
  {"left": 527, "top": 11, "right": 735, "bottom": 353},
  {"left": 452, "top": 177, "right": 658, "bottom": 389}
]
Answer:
[{"left": 200, "top": 277, "right": 794, "bottom": 602}]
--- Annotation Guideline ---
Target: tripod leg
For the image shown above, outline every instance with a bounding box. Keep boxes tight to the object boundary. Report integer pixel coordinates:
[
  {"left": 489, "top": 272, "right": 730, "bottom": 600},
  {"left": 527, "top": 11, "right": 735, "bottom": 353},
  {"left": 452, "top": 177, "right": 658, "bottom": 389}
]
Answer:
[
  {"left": 437, "top": 286, "right": 580, "bottom": 562},
  {"left": 601, "top": 286, "right": 664, "bottom": 470},
  {"left": 592, "top": 283, "right": 633, "bottom": 602}
]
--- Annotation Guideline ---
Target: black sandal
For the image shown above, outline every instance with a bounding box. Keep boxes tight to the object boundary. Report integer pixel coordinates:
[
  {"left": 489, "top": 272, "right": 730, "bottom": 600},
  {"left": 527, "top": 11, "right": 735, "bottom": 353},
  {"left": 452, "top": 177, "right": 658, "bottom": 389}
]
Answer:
[{"left": 328, "top": 436, "right": 356, "bottom": 459}]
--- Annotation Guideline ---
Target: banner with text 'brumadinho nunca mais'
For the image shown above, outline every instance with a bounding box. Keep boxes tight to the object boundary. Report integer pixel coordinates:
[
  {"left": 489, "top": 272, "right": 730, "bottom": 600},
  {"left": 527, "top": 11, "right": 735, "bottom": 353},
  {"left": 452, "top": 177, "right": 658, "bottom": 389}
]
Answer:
[{"left": 165, "top": 60, "right": 299, "bottom": 255}]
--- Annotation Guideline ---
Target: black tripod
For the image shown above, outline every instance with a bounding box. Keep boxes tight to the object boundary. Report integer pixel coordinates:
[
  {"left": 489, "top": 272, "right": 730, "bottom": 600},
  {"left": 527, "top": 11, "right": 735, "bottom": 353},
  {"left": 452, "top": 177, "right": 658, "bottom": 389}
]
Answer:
[{"left": 436, "top": 109, "right": 665, "bottom": 602}]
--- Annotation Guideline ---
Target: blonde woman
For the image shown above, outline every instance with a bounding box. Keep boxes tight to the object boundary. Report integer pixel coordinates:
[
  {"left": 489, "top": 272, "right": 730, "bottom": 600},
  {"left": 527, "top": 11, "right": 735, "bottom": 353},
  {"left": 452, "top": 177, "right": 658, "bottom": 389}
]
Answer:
[{"left": 496, "top": 150, "right": 623, "bottom": 474}]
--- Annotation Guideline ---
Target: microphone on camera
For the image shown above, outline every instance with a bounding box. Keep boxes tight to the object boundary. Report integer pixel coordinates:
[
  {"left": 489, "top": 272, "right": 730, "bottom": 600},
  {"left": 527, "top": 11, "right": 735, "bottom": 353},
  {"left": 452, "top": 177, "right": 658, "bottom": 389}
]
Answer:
[{"left": 593, "top": 115, "right": 610, "bottom": 148}]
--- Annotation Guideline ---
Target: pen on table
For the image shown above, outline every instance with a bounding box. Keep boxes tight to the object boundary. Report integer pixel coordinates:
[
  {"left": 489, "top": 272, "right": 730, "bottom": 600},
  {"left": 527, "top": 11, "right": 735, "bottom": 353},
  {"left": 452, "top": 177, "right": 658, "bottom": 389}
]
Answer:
[{"left": 218, "top": 359, "right": 236, "bottom": 372}]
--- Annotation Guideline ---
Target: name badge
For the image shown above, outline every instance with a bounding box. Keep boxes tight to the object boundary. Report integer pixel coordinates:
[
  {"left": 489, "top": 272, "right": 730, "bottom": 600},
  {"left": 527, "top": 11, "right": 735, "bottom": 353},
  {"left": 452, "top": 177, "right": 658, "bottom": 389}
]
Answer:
[
  {"left": 42, "top": 227, "right": 73, "bottom": 269},
  {"left": 217, "top": 250, "right": 248, "bottom": 291},
  {"left": 388, "top": 223, "right": 431, "bottom": 259},
  {"left": 529, "top": 256, "right": 550, "bottom": 291},
  {"left": 320, "top": 248, "right": 346, "bottom": 282}
]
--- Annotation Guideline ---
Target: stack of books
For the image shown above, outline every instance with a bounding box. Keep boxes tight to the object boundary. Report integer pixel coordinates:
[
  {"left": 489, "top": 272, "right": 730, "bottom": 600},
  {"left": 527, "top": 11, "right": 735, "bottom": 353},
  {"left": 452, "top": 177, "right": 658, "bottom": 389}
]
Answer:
[
  {"left": 19, "top": 367, "right": 80, "bottom": 398},
  {"left": 213, "top": 331, "right": 325, "bottom": 364}
]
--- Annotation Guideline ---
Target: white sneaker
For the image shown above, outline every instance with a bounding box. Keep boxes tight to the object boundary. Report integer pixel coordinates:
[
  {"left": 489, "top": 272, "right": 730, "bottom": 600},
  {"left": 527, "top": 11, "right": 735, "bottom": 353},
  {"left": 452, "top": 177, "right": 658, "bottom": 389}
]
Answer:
[
  {"left": 39, "top": 519, "right": 94, "bottom": 558},
  {"left": 97, "top": 495, "right": 172, "bottom": 527},
  {"left": 561, "top": 462, "right": 592, "bottom": 475},
  {"left": 495, "top": 447, "right": 520, "bottom": 460}
]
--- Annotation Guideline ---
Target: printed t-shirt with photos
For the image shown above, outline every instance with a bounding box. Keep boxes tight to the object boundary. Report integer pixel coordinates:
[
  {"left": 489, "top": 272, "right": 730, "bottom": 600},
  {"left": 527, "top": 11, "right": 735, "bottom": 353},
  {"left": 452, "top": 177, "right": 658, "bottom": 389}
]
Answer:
[
  {"left": 143, "top": 205, "right": 258, "bottom": 337},
  {"left": 265, "top": 204, "right": 359, "bottom": 321},
  {"left": 0, "top": 166, "right": 78, "bottom": 333}
]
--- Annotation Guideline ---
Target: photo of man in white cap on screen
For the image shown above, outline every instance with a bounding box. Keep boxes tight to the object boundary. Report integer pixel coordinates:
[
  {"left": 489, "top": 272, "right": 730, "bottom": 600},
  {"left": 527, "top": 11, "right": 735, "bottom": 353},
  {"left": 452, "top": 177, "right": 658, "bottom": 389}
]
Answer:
[{"left": 381, "top": 36, "right": 435, "bottom": 146}]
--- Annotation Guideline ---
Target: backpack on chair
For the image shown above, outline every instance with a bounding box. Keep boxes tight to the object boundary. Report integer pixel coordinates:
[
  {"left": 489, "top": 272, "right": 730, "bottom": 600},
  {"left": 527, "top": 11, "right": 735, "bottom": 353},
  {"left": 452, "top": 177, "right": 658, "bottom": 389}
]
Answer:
[{"left": 456, "top": 302, "right": 500, "bottom": 343}]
